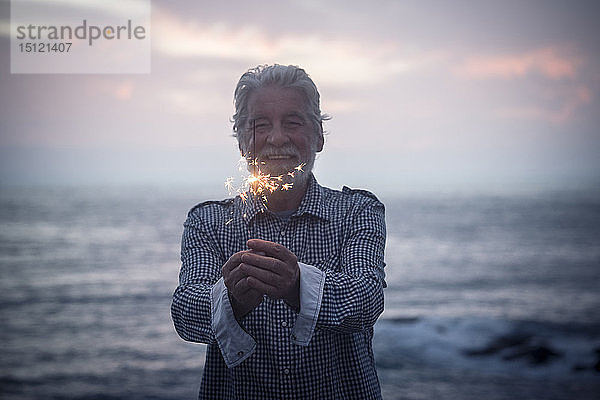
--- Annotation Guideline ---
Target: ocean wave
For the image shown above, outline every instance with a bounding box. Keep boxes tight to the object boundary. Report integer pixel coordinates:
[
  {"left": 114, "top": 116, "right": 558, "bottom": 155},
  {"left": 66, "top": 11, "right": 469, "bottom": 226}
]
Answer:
[{"left": 373, "top": 316, "right": 600, "bottom": 378}]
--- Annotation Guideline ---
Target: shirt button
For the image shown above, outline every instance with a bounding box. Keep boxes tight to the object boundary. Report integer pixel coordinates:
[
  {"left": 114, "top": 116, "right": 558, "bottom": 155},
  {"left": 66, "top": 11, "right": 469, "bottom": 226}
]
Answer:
[
  {"left": 237, "top": 351, "right": 244, "bottom": 357},
  {"left": 281, "top": 321, "right": 288, "bottom": 327},
  {"left": 283, "top": 368, "right": 290, "bottom": 375}
]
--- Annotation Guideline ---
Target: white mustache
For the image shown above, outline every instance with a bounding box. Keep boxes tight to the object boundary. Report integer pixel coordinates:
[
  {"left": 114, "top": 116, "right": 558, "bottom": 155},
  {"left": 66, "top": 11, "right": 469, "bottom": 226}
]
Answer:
[{"left": 257, "top": 145, "right": 300, "bottom": 159}]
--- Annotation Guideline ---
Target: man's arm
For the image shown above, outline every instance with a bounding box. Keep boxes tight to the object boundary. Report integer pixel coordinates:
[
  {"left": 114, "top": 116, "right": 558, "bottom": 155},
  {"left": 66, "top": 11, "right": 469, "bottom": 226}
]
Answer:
[
  {"left": 171, "top": 213, "right": 222, "bottom": 344},
  {"left": 171, "top": 209, "right": 259, "bottom": 367},
  {"left": 316, "top": 198, "right": 386, "bottom": 333},
  {"left": 238, "top": 197, "right": 386, "bottom": 340}
]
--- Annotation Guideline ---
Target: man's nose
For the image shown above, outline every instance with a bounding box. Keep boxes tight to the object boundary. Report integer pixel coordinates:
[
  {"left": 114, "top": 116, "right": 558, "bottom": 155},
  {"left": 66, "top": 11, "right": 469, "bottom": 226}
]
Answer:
[{"left": 265, "top": 124, "right": 289, "bottom": 147}]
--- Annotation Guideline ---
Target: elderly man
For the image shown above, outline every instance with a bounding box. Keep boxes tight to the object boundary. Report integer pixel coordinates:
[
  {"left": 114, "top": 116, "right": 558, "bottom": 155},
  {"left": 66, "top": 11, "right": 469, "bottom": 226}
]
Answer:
[{"left": 171, "top": 64, "right": 386, "bottom": 399}]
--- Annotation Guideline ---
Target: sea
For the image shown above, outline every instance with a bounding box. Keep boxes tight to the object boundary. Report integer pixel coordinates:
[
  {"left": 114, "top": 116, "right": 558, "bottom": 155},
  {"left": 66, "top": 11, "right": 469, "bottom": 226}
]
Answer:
[{"left": 1, "top": 184, "right": 599, "bottom": 400}]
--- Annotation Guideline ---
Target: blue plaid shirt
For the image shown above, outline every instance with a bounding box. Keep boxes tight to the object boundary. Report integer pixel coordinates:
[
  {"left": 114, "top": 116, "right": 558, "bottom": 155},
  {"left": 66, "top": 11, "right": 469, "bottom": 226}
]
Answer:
[{"left": 172, "top": 174, "right": 386, "bottom": 399}]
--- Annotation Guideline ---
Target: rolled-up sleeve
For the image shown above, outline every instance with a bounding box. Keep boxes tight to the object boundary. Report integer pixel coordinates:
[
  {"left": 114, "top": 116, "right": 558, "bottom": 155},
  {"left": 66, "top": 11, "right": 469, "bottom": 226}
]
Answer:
[
  {"left": 291, "top": 262, "right": 325, "bottom": 346},
  {"left": 210, "top": 278, "right": 256, "bottom": 367}
]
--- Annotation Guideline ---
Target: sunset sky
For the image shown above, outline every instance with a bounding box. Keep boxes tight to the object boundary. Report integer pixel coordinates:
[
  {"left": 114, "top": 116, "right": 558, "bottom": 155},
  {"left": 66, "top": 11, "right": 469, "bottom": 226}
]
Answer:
[{"left": 1, "top": 0, "right": 599, "bottom": 194}]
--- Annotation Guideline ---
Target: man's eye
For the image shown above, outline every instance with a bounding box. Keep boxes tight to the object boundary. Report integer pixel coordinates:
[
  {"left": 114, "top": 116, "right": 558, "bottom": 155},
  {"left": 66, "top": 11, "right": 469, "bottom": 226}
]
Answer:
[
  {"left": 251, "top": 120, "right": 270, "bottom": 131},
  {"left": 284, "top": 121, "right": 302, "bottom": 129}
]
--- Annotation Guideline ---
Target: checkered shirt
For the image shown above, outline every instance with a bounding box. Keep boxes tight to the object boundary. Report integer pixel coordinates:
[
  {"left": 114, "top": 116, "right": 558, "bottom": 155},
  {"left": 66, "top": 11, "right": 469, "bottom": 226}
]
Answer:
[{"left": 172, "top": 174, "right": 386, "bottom": 399}]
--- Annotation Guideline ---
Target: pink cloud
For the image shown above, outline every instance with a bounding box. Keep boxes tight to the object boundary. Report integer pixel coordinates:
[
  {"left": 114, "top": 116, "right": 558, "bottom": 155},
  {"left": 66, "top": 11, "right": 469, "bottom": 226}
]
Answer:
[
  {"left": 458, "top": 47, "right": 581, "bottom": 80},
  {"left": 84, "top": 79, "right": 134, "bottom": 101},
  {"left": 150, "top": 8, "right": 441, "bottom": 87},
  {"left": 496, "top": 85, "right": 592, "bottom": 124}
]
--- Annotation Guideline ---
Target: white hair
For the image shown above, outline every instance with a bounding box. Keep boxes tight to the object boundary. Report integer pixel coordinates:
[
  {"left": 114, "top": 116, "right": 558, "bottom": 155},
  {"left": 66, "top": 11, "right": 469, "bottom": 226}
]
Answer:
[{"left": 232, "top": 64, "right": 330, "bottom": 143}]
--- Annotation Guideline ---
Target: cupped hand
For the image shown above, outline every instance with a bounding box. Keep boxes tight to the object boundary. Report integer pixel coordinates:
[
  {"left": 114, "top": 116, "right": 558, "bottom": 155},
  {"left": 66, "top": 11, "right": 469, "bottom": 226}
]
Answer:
[
  {"left": 240, "top": 239, "right": 300, "bottom": 311},
  {"left": 222, "top": 250, "right": 265, "bottom": 319}
]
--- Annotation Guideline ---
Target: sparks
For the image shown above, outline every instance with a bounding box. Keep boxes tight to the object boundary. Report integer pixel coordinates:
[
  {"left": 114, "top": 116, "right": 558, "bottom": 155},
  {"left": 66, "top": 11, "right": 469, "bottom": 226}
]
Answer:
[
  {"left": 224, "top": 160, "right": 307, "bottom": 205},
  {"left": 225, "top": 177, "right": 235, "bottom": 194},
  {"left": 223, "top": 120, "right": 307, "bottom": 219}
]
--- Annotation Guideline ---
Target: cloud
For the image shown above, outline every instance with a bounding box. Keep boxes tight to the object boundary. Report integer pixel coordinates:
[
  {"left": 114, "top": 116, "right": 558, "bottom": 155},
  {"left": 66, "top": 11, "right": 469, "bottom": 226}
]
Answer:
[
  {"left": 160, "top": 87, "right": 231, "bottom": 117},
  {"left": 453, "top": 46, "right": 594, "bottom": 124},
  {"left": 151, "top": 9, "right": 440, "bottom": 87},
  {"left": 82, "top": 79, "right": 135, "bottom": 101},
  {"left": 496, "top": 85, "right": 592, "bottom": 124},
  {"left": 457, "top": 47, "right": 581, "bottom": 80},
  {"left": 15, "top": 0, "right": 150, "bottom": 17},
  {"left": 321, "top": 99, "right": 361, "bottom": 114}
]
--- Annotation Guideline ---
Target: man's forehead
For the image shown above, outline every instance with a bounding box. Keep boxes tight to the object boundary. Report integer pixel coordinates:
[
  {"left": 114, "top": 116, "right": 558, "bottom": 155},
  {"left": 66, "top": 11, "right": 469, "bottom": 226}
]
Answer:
[
  {"left": 250, "top": 111, "right": 306, "bottom": 120},
  {"left": 247, "top": 86, "right": 308, "bottom": 114}
]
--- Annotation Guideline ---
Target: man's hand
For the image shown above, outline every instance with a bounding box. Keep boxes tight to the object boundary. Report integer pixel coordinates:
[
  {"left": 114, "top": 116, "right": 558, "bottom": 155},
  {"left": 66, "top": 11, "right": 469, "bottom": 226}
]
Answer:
[
  {"left": 240, "top": 239, "right": 300, "bottom": 312},
  {"left": 222, "top": 251, "right": 265, "bottom": 320}
]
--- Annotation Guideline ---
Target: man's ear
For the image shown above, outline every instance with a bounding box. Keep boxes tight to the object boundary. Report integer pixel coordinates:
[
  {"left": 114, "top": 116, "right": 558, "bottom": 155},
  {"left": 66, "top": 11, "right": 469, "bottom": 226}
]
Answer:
[{"left": 315, "top": 133, "right": 324, "bottom": 153}]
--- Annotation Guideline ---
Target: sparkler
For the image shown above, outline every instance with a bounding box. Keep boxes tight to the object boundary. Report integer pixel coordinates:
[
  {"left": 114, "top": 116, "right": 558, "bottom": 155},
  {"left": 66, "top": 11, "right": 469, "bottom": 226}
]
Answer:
[
  {"left": 224, "top": 120, "right": 307, "bottom": 209},
  {"left": 225, "top": 157, "right": 307, "bottom": 203}
]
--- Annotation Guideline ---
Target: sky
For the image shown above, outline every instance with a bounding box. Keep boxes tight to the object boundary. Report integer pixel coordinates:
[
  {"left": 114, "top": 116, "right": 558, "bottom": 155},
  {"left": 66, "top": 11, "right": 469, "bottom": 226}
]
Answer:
[{"left": 1, "top": 0, "right": 599, "bottom": 195}]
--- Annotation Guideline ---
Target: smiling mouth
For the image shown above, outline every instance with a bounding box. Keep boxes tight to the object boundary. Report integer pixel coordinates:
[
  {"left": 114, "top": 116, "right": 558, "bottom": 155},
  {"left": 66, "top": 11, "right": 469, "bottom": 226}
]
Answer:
[{"left": 266, "top": 155, "right": 293, "bottom": 160}]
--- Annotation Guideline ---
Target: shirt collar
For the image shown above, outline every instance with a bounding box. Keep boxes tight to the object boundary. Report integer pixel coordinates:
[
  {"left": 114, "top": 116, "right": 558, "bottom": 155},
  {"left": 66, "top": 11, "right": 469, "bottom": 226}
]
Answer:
[
  {"left": 237, "top": 190, "right": 266, "bottom": 224},
  {"left": 238, "top": 173, "right": 330, "bottom": 223},
  {"left": 295, "top": 173, "right": 329, "bottom": 221}
]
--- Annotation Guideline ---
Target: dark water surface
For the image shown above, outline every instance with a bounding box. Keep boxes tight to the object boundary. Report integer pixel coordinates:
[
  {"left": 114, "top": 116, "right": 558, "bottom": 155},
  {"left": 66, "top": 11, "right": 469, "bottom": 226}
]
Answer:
[{"left": 1, "top": 186, "right": 599, "bottom": 399}]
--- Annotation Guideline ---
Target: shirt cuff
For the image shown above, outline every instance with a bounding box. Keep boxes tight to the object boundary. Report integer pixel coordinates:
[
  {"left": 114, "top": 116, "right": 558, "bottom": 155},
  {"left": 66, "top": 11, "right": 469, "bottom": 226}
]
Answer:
[
  {"left": 210, "top": 278, "right": 256, "bottom": 368},
  {"left": 291, "top": 262, "right": 325, "bottom": 346}
]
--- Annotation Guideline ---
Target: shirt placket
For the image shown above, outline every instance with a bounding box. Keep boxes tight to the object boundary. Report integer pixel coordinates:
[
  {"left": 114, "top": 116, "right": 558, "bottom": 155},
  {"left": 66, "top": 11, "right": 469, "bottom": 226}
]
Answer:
[{"left": 276, "top": 217, "right": 300, "bottom": 398}]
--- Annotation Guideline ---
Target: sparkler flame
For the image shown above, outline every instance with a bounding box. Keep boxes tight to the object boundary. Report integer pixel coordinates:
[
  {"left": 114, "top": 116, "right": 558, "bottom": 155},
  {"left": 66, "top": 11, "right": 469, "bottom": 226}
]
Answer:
[
  {"left": 224, "top": 156, "right": 307, "bottom": 207},
  {"left": 224, "top": 177, "right": 235, "bottom": 193},
  {"left": 224, "top": 120, "right": 306, "bottom": 214}
]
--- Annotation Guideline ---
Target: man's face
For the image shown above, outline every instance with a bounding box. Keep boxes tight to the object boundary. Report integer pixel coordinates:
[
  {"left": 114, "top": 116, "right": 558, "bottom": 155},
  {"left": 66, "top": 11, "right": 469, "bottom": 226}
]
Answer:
[{"left": 241, "top": 85, "right": 323, "bottom": 179}]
